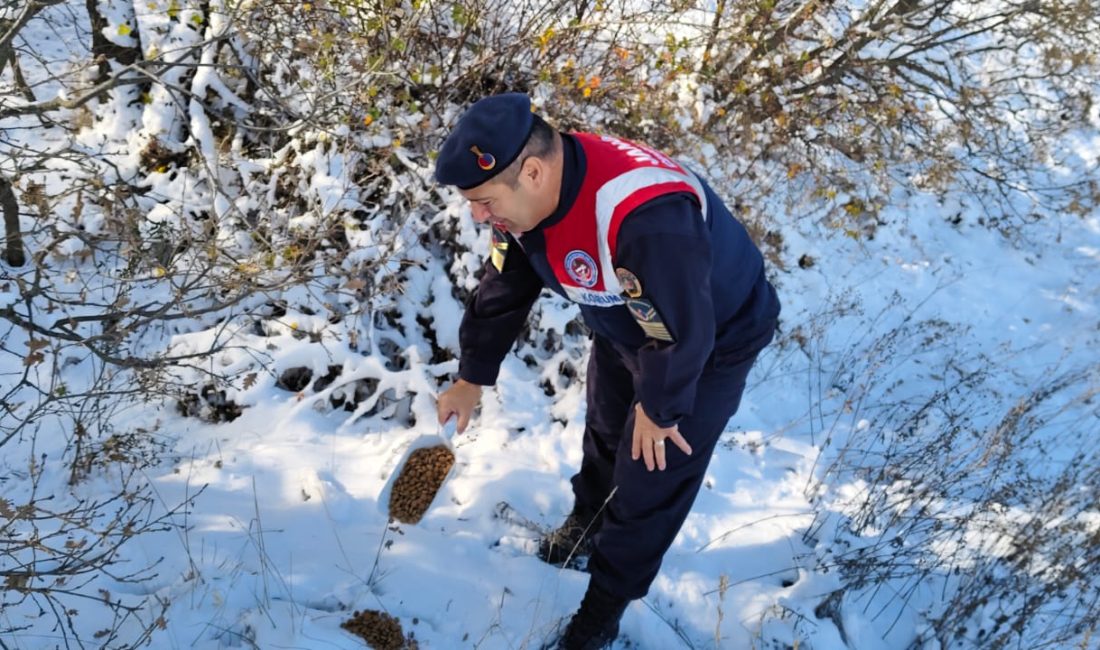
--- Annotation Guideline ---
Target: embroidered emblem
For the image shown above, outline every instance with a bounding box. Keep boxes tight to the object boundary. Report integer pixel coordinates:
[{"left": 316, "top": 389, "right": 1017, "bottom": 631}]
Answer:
[
  {"left": 470, "top": 145, "right": 496, "bottom": 171},
  {"left": 615, "top": 268, "right": 642, "bottom": 298},
  {"left": 490, "top": 225, "right": 509, "bottom": 272},
  {"left": 627, "top": 299, "right": 658, "bottom": 322},
  {"left": 626, "top": 298, "right": 674, "bottom": 342},
  {"left": 565, "top": 250, "right": 598, "bottom": 288}
]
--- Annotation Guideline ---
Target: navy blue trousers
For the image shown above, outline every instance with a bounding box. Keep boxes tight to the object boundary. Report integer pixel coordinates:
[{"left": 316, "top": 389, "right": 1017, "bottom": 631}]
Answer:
[{"left": 571, "top": 331, "right": 772, "bottom": 599}]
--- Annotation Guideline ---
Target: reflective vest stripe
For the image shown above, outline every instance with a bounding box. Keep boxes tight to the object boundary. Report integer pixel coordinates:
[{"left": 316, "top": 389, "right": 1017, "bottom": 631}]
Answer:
[{"left": 594, "top": 166, "right": 706, "bottom": 296}]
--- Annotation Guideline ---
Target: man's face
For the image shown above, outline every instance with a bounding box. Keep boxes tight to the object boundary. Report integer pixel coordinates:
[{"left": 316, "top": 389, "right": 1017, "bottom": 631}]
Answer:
[{"left": 459, "top": 164, "right": 546, "bottom": 235}]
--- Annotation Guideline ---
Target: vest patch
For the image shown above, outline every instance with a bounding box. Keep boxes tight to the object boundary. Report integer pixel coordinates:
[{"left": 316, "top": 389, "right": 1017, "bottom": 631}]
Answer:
[
  {"left": 565, "top": 250, "right": 598, "bottom": 287},
  {"left": 564, "top": 286, "right": 625, "bottom": 306}
]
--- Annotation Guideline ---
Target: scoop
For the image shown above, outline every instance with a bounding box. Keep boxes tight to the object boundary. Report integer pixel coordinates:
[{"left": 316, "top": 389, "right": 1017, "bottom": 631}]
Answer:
[{"left": 383, "top": 419, "right": 458, "bottom": 525}]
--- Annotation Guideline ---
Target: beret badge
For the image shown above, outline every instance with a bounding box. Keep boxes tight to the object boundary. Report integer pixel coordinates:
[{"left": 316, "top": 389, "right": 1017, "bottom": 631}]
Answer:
[{"left": 470, "top": 145, "right": 496, "bottom": 171}]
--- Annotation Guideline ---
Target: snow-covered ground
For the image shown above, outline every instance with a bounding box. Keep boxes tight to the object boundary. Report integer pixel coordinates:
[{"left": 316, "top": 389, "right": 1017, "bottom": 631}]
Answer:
[
  {"left": 4, "top": 181, "right": 1098, "bottom": 648},
  {"left": 39, "top": 185, "right": 1084, "bottom": 650},
  {"left": 4, "top": 115, "right": 1099, "bottom": 650}
]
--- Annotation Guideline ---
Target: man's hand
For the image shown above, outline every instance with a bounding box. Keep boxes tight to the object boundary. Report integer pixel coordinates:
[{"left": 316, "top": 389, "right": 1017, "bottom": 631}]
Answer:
[
  {"left": 437, "top": 379, "right": 483, "bottom": 433},
  {"left": 631, "top": 403, "right": 692, "bottom": 471}
]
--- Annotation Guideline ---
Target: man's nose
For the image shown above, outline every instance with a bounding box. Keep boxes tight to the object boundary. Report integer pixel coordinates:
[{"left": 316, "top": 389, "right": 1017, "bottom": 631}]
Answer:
[{"left": 470, "top": 203, "right": 491, "bottom": 223}]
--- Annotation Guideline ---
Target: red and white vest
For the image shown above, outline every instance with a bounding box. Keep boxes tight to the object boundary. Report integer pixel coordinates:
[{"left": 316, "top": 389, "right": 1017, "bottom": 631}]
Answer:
[{"left": 544, "top": 132, "right": 709, "bottom": 307}]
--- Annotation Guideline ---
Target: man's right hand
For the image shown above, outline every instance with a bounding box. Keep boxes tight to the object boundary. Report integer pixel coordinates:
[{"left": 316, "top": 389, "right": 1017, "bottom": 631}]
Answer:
[{"left": 436, "top": 379, "right": 483, "bottom": 433}]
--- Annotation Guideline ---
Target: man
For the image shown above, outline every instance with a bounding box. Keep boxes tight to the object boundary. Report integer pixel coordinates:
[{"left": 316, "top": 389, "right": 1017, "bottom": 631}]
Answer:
[{"left": 434, "top": 93, "right": 780, "bottom": 649}]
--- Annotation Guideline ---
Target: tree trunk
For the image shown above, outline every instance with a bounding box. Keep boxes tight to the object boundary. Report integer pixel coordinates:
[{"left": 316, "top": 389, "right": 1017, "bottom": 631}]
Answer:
[{"left": 1, "top": 176, "right": 26, "bottom": 267}]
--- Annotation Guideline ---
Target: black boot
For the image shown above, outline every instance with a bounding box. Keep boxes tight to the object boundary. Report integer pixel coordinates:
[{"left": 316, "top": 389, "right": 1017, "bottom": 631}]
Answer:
[
  {"left": 556, "top": 581, "right": 629, "bottom": 650},
  {"left": 537, "top": 506, "right": 601, "bottom": 568}
]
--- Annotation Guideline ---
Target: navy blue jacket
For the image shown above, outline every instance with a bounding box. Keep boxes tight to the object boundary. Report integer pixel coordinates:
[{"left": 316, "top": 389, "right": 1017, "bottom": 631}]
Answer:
[{"left": 458, "top": 134, "right": 780, "bottom": 426}]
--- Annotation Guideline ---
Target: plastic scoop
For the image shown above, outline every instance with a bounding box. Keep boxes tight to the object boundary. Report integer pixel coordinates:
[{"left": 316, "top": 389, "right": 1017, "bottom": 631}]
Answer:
[{"left": 383, "top": 419, "right": 458, "bottom": 525}]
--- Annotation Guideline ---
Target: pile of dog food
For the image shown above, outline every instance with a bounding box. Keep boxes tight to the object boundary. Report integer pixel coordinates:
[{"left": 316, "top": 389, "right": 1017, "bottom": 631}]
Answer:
[{"left": 341, "top": 609, "right": 416, "bottom": 649}]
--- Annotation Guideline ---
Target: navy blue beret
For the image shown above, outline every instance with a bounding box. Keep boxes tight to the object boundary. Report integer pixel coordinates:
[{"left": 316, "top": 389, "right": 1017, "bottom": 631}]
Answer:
[{"left": 435, "top": 93, "right": 534, "bottom": 189}]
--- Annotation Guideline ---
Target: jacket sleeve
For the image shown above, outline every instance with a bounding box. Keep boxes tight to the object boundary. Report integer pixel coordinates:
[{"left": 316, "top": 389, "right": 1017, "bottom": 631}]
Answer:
[
  {"left": 458, "top": 230, "right": 544, "bottom": 385},
  {"left": 614, "top": 193, "right": 715, "bottom": 427}
]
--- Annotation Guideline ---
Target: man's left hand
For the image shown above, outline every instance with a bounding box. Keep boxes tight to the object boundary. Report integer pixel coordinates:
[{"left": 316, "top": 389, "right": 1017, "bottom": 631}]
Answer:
[{"left": 631, "top": 403, "right": 692, "bottom": 471}]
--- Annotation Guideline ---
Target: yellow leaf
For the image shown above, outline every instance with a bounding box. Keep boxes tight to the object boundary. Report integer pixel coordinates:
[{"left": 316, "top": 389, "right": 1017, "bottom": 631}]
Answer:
[
  {"left": 537, "top": 27, "right": 555, "bottom": 49},
  {"left": 118, "top": 24, "right": 132, "bottom": 36},
  {"left": 363, "top": 114, "right": 373, "bottom": 126},
  {"left": 191, "top": 13, "right": 203, "bottom": 24},
  {"left": 153, "top": 266, "right": 167, "bottom": 278},
  {"left": 583, "top": 87, "right": 592, "bottom": 98},
  {"left": 167, "top": 0, "right": 178, "bottom": 18}
]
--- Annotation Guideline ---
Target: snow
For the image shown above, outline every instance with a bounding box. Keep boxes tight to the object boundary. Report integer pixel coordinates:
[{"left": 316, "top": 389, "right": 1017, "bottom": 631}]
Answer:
[
  {"left": 3, "top": 2, "right": 1099, "bottom": 649},
  {"left": 80, "top": 192, "right": 1090, "bottom": 649}
]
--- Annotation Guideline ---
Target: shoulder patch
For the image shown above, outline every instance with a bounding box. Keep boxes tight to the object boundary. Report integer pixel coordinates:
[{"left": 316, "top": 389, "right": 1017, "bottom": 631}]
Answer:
[
  {"left": 626, "top": 298, "right": 674, "bottom": 342},
  {"left": 615, "top": 267, "right": 642, "bottom": 298}
]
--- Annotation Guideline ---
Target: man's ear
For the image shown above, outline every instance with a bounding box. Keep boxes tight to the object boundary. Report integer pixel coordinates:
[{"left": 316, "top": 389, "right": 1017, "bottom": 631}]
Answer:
[{"left": 522, "top": 157, "right": 544, "bottom": 188}]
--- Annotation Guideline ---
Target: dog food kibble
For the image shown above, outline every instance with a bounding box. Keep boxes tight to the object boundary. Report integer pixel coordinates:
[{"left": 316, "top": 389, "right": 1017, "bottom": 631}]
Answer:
[
  {"left": 388, "top": 445, "right": 455, "bottom": 524},
  {"left": 341, "top": 609, "right": 417, "bottom": 649}
]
